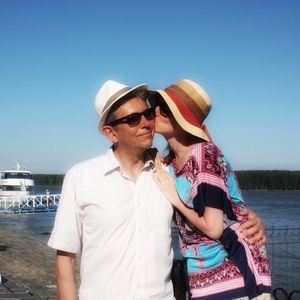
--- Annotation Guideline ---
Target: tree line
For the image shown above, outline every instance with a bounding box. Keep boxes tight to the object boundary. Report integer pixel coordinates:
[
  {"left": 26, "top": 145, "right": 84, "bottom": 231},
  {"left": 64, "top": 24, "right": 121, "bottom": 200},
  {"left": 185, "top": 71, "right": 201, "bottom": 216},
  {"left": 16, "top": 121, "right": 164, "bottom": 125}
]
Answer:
[
  {"left": 34, "top": 171, "right": 300, "bottom": 190},
  {"left": 235, "top": 170, "right": 300, "bottom": 190},
  {"left": 34, "top": 174, "right": 65, "bottom": 186}
]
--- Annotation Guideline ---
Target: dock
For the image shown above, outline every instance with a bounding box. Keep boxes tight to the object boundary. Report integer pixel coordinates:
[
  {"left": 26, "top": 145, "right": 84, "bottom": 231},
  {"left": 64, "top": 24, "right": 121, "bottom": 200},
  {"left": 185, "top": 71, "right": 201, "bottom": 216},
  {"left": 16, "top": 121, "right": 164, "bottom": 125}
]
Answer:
[{"left": 0, "top": 194, "right": 60, "bottom": 214}]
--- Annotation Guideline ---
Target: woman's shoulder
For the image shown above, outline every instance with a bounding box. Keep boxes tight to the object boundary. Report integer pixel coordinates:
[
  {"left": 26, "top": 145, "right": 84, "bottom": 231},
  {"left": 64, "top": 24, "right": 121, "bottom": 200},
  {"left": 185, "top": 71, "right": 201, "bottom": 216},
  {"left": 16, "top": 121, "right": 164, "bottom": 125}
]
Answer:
[
  {"left": 193, "top": 142, "right": 227, "bottom": 177},
  {"left": 193, "top": 142, "right": 223, "bottom": 159}
]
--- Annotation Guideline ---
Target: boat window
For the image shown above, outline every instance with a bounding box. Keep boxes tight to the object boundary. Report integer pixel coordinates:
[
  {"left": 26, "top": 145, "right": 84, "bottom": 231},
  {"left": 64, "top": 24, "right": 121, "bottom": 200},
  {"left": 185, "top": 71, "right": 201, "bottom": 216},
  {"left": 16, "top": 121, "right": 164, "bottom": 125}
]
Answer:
[
  {"left": 3, "top": 172, "right": 32, "bottom": 179},
  {"left": 1, "top": 186, "right": 22, "bottom": 191},
  {"left": 0, "top": 186, "right": 33, "bottom": 191}
]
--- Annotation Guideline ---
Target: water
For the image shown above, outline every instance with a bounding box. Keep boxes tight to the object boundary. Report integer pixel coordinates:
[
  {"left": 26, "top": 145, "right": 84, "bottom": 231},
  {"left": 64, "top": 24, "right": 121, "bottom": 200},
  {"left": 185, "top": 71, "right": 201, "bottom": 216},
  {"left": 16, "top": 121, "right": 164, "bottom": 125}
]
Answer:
[
  {"left": 243, "top": 190, "right": 300, "bottom": 226},
  {"left": 0, "top": 188, "right": 299, "bottom": 292},
  {"left": 0, "top": 189, "right": 299, "bottom": 241},
  {"left": 171, "top": 190, "right": 300, "bottom": 258},
  {"left": 0, "top": 188, "right": 299, "bottom": 236},
  {"left": 0, "top": 185, "right": 61, "bottom": 241},
  {"left": 170, "top": 190, "right": 300, "bottom": 293},
  {"left": 0, "top": 212, "right": 57, "bottom": 240}
]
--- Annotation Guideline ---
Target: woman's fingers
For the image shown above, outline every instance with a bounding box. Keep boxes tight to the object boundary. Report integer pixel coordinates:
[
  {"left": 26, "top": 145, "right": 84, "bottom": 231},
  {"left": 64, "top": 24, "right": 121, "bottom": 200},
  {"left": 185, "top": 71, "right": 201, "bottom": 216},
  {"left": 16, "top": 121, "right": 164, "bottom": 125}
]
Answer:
[
  {"left": 152, "top": 169, "right": 179, "bottom": 206},
  {"left": 153, "top": 168, "right": 168, "bottom": 187}
]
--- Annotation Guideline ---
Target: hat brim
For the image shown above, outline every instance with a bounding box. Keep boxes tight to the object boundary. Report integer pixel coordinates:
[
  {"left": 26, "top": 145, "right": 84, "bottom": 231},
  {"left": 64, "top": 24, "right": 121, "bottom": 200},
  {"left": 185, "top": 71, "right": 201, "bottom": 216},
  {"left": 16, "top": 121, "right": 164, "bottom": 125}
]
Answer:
[
  {"left": 150, "top": 89, "right": 210, "bottom": 141},
  {"left": 100, "top": 83, "right": 148, "bottom": 127}
]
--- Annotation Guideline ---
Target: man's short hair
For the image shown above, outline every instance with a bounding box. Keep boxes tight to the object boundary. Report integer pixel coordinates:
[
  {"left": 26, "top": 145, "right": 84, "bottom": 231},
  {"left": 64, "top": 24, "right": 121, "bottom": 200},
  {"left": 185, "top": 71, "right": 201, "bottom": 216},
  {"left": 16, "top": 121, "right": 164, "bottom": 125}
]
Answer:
[{"left": 105, "top": 90, "right": 148, "bottom": 126}]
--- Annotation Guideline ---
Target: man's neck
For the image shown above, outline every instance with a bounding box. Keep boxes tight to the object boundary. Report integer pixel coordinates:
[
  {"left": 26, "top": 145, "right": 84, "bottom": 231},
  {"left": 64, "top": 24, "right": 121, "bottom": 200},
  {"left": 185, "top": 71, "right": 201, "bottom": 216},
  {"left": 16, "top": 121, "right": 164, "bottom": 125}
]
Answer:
[{"left": 113, "top": 148, "right": 146, "bottom": 182}]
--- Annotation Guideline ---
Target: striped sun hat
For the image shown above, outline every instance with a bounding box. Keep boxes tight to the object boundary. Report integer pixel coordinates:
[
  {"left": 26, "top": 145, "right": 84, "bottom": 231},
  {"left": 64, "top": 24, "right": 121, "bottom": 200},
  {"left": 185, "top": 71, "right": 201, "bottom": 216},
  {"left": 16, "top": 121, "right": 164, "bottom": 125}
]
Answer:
[{"left": 153, "top": 79, "right": 212, "bottom": 141}]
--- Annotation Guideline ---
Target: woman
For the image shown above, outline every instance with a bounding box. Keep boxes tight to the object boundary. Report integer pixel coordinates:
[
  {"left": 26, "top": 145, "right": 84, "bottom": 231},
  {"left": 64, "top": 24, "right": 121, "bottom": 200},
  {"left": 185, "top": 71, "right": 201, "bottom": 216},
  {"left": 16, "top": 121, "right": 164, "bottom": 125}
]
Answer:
[{"left": 151, "top": 79, "right": 271, "bottom": 300}]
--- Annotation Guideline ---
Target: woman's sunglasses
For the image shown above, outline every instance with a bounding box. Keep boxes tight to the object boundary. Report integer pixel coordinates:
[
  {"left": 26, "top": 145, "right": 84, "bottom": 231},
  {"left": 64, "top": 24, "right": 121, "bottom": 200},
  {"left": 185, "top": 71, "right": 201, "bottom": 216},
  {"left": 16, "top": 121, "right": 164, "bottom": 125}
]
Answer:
[
  {"left": 157, "top": 101, "right": 172, "bottom": 117},
  {"left": 150, "top": 94, "right": 172, "bottom": 117},
  {"left": 107, "top": 107, "right": 156, "bottom": 127}
]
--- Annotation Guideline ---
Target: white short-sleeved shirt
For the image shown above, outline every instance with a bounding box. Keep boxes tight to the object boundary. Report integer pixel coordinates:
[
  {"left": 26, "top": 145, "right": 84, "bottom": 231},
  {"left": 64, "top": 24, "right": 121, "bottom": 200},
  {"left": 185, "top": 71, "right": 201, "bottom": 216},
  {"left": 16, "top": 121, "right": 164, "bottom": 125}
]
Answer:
[{"left": 48, "top": 149, "right": 175, "bottom": 300}]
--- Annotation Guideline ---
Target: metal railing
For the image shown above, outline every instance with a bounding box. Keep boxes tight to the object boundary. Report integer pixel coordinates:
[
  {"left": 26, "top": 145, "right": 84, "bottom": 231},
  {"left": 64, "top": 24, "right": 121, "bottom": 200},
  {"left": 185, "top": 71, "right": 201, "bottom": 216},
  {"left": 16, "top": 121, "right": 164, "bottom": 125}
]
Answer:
[
  {"left": 171, "top": 225, "right": 300, "bottom": 300},
  {"left": 0, "top": 194, "right": 60, "bottom": 213},
  {"left": 266, "top": 225, "right": 300, "bottom": 299}
]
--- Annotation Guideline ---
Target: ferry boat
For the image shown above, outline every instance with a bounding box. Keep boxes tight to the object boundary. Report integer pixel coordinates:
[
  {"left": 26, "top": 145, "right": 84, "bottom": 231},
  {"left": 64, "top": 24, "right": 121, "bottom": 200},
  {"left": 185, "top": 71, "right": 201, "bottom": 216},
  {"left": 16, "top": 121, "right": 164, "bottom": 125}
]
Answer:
[{"left": 0, "top": 162, "right": 35, "bottom": 200}]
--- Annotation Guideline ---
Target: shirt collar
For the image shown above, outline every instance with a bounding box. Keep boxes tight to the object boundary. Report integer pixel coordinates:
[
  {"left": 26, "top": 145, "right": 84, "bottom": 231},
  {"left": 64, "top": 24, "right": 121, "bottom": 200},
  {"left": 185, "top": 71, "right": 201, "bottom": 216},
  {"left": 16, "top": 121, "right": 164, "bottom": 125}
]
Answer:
[
  {"left": 144, "top": 150, "right": 156, "bottom": 170},
  {"left": 103, "top": 148, "right": 155, "bottom": 176},
  {"left": 103, "top": 148, "right": 121, "bottom": 175}
]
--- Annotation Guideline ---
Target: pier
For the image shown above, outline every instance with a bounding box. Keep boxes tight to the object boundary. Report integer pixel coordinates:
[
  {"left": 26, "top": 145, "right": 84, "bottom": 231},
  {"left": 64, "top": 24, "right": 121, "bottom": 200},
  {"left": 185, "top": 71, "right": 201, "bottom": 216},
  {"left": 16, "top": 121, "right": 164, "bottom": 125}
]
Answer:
[{"left": 0, "top": 194, "right": 60, "bottom": 214}]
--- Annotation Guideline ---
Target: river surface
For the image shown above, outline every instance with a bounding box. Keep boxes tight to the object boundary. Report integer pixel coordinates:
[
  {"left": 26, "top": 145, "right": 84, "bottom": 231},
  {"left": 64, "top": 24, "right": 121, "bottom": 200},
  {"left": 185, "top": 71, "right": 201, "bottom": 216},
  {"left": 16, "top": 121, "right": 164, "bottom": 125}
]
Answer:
[
  {"left": 0, "top": 188, "right": 299, "bottom": 292},
  {"left": 1, "top": 188, "right": 299, "bottom": 239}
]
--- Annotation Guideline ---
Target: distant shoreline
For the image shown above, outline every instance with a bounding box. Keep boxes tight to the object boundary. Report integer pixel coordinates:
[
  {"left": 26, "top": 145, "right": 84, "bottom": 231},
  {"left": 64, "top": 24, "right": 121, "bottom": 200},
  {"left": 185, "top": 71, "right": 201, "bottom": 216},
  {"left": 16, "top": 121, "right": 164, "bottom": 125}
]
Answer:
[
  {"left": 242, "top": 189, "right": 300, "bottom": 192},
  {"left": 34, "top": 170, "right": 300, "bottom": 190},
  {"left": 35, "top": 185, "right": 300, "bottom": 192}
]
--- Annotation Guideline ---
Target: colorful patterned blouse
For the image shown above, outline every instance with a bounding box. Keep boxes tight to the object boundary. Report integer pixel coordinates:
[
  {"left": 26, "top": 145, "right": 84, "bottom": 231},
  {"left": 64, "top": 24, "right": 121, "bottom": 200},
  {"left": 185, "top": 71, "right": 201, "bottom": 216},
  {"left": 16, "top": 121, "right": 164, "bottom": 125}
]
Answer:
[{"left": 169, "top": 142, "right": 271, "bottom": 300}]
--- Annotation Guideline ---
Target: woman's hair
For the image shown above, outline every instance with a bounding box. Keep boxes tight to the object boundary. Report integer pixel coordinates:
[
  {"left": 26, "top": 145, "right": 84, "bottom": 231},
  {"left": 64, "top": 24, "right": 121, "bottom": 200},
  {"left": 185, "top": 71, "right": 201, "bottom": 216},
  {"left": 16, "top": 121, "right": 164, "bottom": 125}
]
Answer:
[
  {"left": 149, "top": 92, "right": 163, "bottom": 108},
  {"left": 164, "top": 145, "right": 175, "bottom": 165},
  {"left": 164, "top": 134, "right": 205, "bottom": 165}
]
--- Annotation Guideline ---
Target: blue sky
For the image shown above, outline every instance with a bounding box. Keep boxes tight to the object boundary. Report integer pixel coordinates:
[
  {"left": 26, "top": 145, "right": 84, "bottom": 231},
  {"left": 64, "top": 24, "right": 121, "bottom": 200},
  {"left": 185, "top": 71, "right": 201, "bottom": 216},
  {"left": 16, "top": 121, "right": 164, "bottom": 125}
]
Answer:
[{"left": 1, "top": 0, "right": 299, "bottom": 173}]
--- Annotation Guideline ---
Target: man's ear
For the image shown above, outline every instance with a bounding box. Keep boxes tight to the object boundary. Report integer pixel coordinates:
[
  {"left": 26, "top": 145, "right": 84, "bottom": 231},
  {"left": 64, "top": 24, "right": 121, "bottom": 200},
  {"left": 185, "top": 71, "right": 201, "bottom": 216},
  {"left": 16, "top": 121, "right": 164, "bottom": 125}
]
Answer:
[{"left": 102, "top": 125, "right": 119, "bottom": 144}]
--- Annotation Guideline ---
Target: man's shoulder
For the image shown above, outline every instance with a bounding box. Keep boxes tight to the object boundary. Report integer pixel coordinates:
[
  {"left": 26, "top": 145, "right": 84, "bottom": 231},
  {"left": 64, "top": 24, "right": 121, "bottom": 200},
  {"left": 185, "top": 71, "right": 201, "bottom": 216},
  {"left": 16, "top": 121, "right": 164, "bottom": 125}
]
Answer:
[{"left": 67, "top": 151, "right": 110, "bottom": 176}]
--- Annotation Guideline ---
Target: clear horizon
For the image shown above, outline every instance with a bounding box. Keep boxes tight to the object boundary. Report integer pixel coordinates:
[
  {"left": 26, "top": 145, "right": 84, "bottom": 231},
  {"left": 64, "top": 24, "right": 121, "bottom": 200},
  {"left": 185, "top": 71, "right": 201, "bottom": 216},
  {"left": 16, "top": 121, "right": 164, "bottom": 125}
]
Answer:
[{"left": 1, "top": 0, "right": 299, "bottom": 173}]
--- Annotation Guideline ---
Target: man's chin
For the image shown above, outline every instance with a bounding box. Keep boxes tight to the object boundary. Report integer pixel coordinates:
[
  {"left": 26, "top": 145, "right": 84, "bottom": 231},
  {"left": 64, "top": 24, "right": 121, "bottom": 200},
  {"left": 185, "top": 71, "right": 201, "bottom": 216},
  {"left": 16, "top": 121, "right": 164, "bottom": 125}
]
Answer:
[{"left": 141, "top": 140, "right": 153, "bottom": 150}]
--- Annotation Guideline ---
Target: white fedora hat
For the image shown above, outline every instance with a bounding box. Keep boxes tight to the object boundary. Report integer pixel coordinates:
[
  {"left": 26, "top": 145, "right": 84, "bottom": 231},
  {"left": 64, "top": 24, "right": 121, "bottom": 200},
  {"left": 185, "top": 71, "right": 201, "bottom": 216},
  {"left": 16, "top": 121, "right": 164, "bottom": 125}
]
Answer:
[{"left": 95, "top": 80, "right": 148, "bottom": 127}]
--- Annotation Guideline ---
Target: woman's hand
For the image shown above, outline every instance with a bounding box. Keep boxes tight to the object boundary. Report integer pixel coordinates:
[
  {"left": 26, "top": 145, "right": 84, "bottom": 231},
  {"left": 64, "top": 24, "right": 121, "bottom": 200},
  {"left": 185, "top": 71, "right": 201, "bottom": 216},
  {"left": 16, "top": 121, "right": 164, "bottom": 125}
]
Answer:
[
  {"left": 152, "top": 166, "right": 181, "bottom": 208},
  {"left": 238, "top": 208, "right": 266, "bottom": 245}
]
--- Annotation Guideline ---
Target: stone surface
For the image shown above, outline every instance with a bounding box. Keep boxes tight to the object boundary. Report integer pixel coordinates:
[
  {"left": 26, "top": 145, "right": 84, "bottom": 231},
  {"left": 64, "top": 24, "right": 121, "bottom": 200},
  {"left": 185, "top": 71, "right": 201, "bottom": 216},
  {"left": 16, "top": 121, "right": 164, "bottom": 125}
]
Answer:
[{"left": 0, "top": 228, "right": 79, "bottom": 299}]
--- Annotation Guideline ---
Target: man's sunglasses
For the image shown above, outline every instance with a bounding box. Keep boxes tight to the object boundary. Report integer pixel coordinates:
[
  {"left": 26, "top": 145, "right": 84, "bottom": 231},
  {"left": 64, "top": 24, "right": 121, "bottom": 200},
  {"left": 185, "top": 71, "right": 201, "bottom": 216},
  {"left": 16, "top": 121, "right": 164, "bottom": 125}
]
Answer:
[{"left": 107, "top": 107, "right": 156, "bottom": 127}]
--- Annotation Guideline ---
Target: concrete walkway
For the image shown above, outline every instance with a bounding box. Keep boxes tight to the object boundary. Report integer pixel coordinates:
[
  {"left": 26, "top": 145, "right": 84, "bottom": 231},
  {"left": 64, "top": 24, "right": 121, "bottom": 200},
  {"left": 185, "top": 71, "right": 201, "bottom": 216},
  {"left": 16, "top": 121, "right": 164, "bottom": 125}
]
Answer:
[{"left": 0, "top": 228, "right": 62, "bottom": 299}]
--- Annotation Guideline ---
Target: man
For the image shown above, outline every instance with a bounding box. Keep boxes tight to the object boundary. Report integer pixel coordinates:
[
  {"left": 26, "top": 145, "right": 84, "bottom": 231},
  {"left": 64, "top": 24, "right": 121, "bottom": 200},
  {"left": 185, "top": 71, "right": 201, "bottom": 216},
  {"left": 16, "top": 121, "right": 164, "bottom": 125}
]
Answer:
[{"left": 48, "top": 80, "right": 265, "bottom": 300}]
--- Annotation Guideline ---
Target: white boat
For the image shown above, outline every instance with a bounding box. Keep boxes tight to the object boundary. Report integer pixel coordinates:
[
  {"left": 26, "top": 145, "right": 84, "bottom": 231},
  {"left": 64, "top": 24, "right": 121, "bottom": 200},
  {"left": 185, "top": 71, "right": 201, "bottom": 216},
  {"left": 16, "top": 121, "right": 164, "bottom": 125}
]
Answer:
[{"left": 0, "top": 161, "right": 35, "bottom": 201}]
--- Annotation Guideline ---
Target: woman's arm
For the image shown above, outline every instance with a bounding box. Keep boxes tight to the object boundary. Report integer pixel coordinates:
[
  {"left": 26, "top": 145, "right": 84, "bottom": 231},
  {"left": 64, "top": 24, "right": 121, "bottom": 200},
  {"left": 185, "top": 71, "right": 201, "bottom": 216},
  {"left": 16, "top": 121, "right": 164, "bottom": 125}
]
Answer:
[
  {"left": 153, "top": 166, "right": 224, "bottom": 239},
  {"left": 176, "top": 201, "right": 224, "bottom": 239}
]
